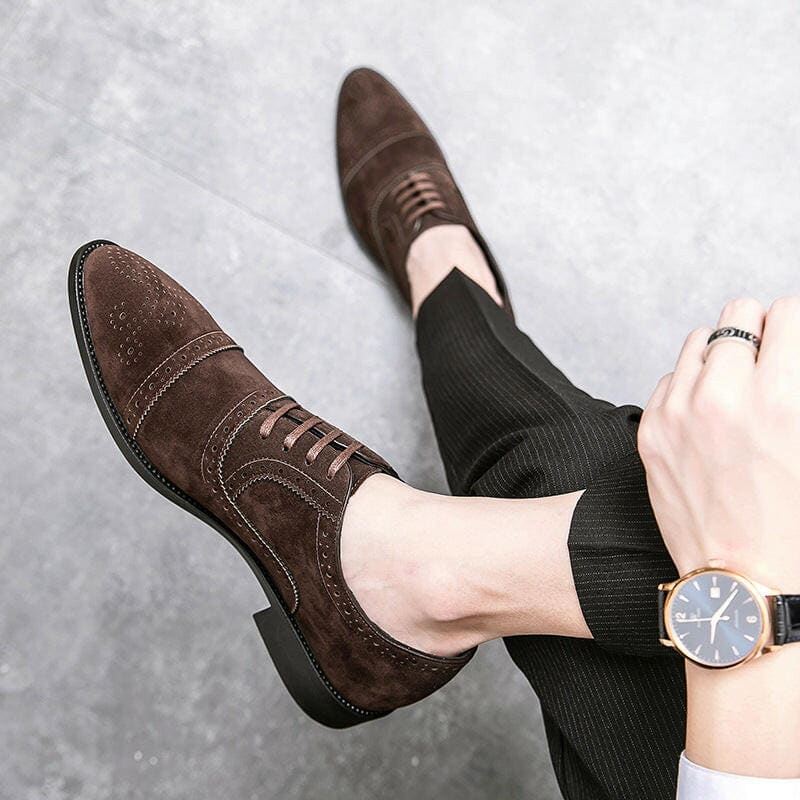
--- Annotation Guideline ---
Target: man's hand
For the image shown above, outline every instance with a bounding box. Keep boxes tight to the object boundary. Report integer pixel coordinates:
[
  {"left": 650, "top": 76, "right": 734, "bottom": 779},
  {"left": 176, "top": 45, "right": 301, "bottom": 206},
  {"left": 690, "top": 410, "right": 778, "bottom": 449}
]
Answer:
[
  {"left": 639, "top": 296, "right": 800, "bottom": 780},
  {"left": 638, "top": 296, "right": 800, "bottom": 591}
]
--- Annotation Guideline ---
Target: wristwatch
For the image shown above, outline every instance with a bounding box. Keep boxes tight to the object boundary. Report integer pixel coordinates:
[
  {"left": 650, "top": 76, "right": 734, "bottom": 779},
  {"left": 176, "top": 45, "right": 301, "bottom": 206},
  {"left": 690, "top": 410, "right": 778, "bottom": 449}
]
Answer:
[{"left": 658, "top": 566, "right": 800, "bottom": 668}]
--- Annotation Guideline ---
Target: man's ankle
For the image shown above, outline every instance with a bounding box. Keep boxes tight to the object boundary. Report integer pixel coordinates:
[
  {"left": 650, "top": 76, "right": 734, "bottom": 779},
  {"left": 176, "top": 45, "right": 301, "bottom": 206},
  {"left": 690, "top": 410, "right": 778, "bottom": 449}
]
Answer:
[
  {"left": 342, "top": 475, "right": 592, "bottom": 654},
  {"left": 406, "top": 224, "right": 503, "bottom": 316},
  {"left": 341, "top": 475, "right": 484, "bottom": 657}
]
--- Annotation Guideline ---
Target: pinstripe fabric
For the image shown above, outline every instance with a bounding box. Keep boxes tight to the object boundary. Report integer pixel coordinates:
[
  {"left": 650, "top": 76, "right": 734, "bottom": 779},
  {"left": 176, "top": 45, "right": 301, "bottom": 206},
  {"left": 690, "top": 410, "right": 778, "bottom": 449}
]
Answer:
[{"left": 415, "top": 270, "right": 686, "bottom": 800}]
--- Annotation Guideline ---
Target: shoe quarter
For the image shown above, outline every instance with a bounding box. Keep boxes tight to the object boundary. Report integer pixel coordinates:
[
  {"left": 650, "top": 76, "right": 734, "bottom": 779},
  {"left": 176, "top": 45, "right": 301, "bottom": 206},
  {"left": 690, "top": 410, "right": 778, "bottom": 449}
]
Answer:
[{"left": 202, "top": 390, "right": 349, "bottom": 615}]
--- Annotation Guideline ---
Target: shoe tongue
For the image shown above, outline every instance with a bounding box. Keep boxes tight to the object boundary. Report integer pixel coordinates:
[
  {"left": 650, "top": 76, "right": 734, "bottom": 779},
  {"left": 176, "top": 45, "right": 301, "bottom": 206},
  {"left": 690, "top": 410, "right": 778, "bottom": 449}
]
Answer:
[{"left": 413, "top": 210, "right": 459, "bottom": 238}]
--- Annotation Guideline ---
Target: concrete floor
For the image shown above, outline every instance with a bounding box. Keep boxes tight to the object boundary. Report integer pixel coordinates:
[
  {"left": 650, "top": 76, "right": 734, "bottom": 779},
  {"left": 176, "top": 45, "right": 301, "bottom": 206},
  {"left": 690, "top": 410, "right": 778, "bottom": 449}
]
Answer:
[{"left": 1, "top": 2, "right": 799, "bottom": 798}]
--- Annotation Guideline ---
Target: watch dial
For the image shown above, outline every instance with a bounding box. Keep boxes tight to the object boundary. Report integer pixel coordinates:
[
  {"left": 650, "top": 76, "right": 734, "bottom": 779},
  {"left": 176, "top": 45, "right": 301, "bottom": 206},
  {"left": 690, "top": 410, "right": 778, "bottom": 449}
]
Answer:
[{"left": 667, "top": 571, "right": 763, "bottom": 667}]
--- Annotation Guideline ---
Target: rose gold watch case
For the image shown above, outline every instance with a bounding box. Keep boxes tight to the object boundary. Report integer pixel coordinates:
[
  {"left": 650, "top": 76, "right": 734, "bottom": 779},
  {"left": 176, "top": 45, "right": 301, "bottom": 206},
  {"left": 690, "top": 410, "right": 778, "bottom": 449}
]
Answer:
[{"left": 658, "top": 566, "right": 781, "bottom": 669}]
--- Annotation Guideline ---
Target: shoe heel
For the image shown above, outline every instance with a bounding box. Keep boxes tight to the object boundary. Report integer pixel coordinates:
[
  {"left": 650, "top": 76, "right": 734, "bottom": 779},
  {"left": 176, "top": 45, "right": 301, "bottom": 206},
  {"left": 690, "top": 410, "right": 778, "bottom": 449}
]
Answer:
[{"left": 253, "top": 603, "right": 385, "bottom": 729}]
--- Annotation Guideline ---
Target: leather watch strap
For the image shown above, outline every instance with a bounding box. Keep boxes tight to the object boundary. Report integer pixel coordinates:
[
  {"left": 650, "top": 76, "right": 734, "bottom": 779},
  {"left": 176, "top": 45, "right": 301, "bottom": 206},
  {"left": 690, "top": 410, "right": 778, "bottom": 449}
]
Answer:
[
  {"left": 774, "top": 595, "right": 800, "bottom": 645},
  {"left": 658, "top": 588, "right": 669, "bottom": 640}
]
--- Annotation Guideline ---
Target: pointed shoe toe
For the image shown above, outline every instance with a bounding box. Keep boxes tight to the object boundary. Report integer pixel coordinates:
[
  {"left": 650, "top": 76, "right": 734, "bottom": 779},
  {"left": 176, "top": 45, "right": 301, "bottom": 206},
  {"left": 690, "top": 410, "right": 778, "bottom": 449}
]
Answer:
[
  {"left": 68, "top": 240, "right": 473, "bottom": 728},
  {"left": 336, "top": 68, "right": 513, "bottom": 316}
]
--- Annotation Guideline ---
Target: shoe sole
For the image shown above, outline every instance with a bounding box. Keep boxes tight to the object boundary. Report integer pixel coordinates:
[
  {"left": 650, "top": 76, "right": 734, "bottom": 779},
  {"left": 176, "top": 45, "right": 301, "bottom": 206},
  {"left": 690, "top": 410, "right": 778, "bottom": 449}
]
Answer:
[{"left": 68, "top": 240, "right": 386, "bottom": 729}]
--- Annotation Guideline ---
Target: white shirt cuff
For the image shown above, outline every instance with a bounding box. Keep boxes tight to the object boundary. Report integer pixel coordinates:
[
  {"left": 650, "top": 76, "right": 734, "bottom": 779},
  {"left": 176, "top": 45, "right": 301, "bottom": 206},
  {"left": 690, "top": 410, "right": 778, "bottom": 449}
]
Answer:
[{"left": 678, "top": 752, "right": 800, "bottom": 799}]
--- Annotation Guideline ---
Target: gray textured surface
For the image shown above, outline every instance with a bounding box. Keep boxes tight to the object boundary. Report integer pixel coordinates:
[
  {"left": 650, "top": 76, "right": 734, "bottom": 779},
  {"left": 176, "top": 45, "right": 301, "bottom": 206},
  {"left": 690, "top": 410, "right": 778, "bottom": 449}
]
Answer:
[{"left": 1, "top": 2, "right": 799, "bottom": 798}]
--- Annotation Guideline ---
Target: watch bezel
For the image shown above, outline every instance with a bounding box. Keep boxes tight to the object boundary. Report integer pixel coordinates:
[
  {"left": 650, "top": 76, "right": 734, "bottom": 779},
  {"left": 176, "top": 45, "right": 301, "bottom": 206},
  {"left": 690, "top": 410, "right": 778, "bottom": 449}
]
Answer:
[{"left": 661, "top": 567, "right": 774, "bottom": 669}]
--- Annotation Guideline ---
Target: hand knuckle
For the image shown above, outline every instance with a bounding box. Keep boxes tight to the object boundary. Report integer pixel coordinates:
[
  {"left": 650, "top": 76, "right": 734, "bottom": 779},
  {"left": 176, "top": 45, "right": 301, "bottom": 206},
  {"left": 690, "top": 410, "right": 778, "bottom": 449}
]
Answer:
[
  {"left": 692, "top": 381, "right": 740, "bottom": 420},
  {"left": 637, "top": 421, "right": 659, "bottom": 460},
  {"left": 659, "top": 400, "right": 684, "bottom": 427}
]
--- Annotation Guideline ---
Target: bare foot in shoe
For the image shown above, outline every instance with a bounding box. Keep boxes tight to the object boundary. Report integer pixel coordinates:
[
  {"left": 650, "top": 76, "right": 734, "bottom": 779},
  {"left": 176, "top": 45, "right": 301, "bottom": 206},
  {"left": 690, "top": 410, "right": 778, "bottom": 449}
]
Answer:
[{"left": 406, "top": 224, "right": 503, "bottom": 316}]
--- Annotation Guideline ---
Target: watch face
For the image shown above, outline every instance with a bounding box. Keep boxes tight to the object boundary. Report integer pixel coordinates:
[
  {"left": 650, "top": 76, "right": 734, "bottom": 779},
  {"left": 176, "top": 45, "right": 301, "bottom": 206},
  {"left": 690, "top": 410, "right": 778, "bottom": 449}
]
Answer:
[{"left": 666, "top": 570, "right": 765, "bottom": 667}]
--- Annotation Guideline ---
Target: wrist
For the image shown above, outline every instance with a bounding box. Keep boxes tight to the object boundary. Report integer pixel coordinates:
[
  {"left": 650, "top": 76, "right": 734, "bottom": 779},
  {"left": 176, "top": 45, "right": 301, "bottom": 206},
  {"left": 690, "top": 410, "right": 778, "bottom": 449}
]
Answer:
[{"left": 685, "top": 646, "right": 800, "bottom": 778}]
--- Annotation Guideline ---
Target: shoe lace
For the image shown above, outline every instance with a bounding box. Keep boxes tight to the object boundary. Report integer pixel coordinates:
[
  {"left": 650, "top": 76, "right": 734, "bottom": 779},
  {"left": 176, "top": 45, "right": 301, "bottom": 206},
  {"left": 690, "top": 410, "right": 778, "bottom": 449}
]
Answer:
[
  {"left": 259, "top": 400, "right": 363, "bottom": 480},
  {"left": 391, "top": 170, "right": 446, "bottom": 230}
]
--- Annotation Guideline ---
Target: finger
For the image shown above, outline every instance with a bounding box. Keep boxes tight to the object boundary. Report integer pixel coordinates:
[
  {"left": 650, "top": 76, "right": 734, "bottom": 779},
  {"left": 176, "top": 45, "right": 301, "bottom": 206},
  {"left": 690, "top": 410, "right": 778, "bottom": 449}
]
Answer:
[
  {"left": 702, "top": 298, "right": 766, "bottom": 377},
  {"left": 665, "top": 326, "right": 714, "bottom": 404},
  {"left": 757, "top": 296, "right": 800, "bottom": 374}
]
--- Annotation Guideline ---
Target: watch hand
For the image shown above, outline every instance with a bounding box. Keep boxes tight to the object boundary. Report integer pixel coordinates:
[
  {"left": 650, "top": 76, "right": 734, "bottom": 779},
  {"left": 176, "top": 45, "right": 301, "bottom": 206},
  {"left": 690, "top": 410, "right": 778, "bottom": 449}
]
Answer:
[
  {"left": 673, "top": 616, "right": 730, "bottom": 623},
  {"left": 710, "top": 589, "right": 739, "bottom": 644}
]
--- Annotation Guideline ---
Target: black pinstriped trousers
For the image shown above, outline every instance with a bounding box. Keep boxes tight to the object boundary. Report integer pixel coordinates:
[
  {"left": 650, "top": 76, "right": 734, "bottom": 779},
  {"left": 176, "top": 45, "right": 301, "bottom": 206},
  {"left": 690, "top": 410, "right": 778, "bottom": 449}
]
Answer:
[{"left": 416, "top": 270, "right": 686, "bottom": 800}]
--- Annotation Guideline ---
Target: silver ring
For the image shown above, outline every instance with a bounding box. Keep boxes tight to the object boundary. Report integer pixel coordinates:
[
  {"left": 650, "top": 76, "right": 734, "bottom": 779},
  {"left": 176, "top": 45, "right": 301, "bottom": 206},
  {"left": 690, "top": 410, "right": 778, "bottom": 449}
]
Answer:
[{"left": 703, "top": 326, "right": 761, "bottom": 362}]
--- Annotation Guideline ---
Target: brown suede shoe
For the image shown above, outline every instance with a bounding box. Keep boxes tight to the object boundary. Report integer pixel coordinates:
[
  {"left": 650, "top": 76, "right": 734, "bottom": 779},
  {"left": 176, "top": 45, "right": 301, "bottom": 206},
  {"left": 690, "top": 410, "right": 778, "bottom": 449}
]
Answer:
[
  {"left": 68, "top": 240, "right": 473, "bottom": 728},
  {"left": 337, "top": 67, "right": 512, "bottom": 315}
]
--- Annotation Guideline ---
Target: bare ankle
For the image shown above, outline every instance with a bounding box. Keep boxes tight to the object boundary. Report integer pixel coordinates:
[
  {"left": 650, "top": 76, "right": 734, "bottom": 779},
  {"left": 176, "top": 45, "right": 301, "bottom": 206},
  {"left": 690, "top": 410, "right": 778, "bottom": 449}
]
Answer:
[
  {"left": 341, "top": 475, "right": 481, "bottom": 656},
  {"left": 406, "top": 224, "right": 503, "bottom": 316},
  {"left": 341, "top": 476, "right": 591, "bottom": 657}
]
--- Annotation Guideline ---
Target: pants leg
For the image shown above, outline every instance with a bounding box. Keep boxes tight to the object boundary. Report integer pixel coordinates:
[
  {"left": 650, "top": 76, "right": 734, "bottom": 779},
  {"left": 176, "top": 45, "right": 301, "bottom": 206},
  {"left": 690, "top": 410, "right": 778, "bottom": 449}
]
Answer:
[
  {"left": 416, "top": 271, "right": 639, "bottom": 499},
  {"left": 415, "top": 270, "right": 685, "bottom": 800}
]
